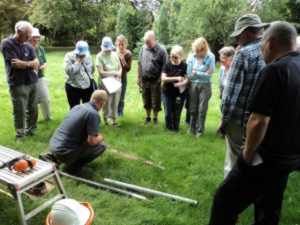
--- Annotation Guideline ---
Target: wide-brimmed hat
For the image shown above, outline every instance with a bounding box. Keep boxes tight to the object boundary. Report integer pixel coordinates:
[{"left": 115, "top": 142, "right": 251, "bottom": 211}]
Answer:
[
  {"left": 230, "top": 14, "right": 269, "bottom": 38},
  {"left": 101, "top": 36, "right": 115, "bottom": 51},
  {"left": 32, "top": 28, "right": 41, "bottom": 37},
  {"left": 74, "top": 40, "right": 90, "bottom": 56}
]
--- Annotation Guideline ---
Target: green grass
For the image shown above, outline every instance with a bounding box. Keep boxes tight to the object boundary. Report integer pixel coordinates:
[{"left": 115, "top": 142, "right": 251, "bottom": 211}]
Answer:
[{"left": 0, "top": 51, "right": 299, "bottom": 225}]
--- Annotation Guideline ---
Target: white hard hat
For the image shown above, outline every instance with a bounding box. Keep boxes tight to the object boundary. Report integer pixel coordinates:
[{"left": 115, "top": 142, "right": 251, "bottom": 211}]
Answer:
[{"left": 50, "top": 199, "right": 90, "bottom": 225}]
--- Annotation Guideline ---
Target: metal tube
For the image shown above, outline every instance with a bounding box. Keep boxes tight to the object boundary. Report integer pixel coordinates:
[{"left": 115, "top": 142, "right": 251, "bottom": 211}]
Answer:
[
  {"left": 59, "top": 172, "right": 148, "bottom": 201},
  {"left": 103, "top": 178, "right": 198, "bottom": 205}
]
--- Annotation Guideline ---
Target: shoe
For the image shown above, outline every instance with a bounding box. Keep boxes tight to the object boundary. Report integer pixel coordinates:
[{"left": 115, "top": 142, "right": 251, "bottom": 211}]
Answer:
[
  {"left": 145, "top": 117, "right": 151, "bottom": 124},
  {"left": 39, "top": 153, "right": 61, "bottom": 167},
  {"left": 112, "top": 121, "right": 120, "bottom": 127},
  {"left": 25, "top": 128, "right": 35, "bottom": 136},
  {"left": 196, "top": 132, "right": 203, "bottom": 138},
  {"left": 153, "top": 118, "right": 158, "bottom": 124},
  {"left": 15, "top": 133, "right": 25, "bottom": 140},
  {"left": 63, "top": 166, "right": 83, "bottom": 176}
]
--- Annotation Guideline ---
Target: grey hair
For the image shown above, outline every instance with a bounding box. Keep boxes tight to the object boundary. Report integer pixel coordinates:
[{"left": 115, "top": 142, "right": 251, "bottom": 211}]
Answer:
[
  {"left": 263, "top": 21, "right": 298, "bottom": 50},
  {"left": 15, "top": 21, "right": 33, "bottom": 33},
  {"left": 218, "top": 46, "right": 235, "bottom": 58},
  {"left": 143, "top": 30, "right": 156, "bottom": 41}
]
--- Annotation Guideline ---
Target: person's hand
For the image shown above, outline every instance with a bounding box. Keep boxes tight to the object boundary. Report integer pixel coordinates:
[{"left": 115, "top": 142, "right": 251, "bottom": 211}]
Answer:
[
  {"left": 177, "top": 76, "right": 184, "bottom": 82},
  {"left": 11, "top": 58, "right": 25, "bottom": 68},
  {"left": 192, "top": 69, "right": 196, "bottom": 75},
  {"left": 242, "top": 148, "right": 253, "bottom": 164},
  {"left": 32, "top": 59, "right": 40, "bottom": 71},
  {"left": 75, "top": 56, "right": 84, "bottom": 64}
]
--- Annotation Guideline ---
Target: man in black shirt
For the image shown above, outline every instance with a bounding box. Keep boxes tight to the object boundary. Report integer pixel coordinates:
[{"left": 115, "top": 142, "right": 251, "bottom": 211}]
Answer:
[
  {"left": 1, "top": 21, "right": 39, "bottom": 138},
  {"left": 49, "top": 90, "right": 108, "bottom": 175},
  {"left": 209, "top": 21, "right": 300, "bottom": 225}
]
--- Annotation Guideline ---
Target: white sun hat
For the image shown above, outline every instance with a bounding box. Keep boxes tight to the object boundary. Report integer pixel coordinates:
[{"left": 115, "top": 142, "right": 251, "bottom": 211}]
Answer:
[{"left": 32, "top": 27, "right": 41, "bottom": 37}]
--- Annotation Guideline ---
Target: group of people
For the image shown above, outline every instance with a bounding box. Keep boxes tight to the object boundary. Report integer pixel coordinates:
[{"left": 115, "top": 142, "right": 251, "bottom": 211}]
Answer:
[
  {"left": 0, "top": 22, "right": 51, "bottom": 138},
  {"left": 1, "top": 12, "right": 300, "bottom": 225}
]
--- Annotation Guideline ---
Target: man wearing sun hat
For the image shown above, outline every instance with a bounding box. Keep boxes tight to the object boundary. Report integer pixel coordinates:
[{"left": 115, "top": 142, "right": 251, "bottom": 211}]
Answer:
[
  {"left": 64, "top": 40, "right": 95, "bottom": 108},
  {"left": 218, "top": 14, "right": 269, "bottom": 178}
]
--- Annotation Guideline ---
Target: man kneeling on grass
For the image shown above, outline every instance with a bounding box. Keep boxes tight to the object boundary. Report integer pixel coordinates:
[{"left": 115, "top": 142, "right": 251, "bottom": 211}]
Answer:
[{"left": 47, "top": 90, "right": 107, "bottom": 175}]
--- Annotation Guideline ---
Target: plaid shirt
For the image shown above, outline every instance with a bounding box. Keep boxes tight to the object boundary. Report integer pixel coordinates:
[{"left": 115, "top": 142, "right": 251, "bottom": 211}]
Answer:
[{"left": 221, "top": 39, "right": 265, "bottom": 127}]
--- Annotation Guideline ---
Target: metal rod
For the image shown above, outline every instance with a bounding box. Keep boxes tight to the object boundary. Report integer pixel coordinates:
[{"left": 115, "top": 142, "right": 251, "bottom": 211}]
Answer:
[
  {"left": 103, "top": 178, "right": 198, "bottom": 205},
  {"left": 59, "top": 172, "right": 148, "bottom": 201}
]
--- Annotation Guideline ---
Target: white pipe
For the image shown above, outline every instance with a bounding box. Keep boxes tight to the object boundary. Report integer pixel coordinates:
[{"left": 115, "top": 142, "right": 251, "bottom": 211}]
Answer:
[
  {"left": 59, "top": 172, "right": 148, "bottom": 201},
  {"left": 103, "top": 178, "right": 198, "bottom": 205}
]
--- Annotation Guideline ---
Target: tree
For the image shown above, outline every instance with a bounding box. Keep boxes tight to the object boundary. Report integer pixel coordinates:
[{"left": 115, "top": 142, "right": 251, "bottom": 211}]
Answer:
[
  {"left": 115, "top": 3, "right": 153, "bottom": 51},
  {"left": 155, "top": 2, "right": 170, "bottom": 45},
  {"left": 0, "top": 0, "right": 30, "bottom": 39},
  {"left": 29, "top": 0, "right": 121, "bottom": 46}
]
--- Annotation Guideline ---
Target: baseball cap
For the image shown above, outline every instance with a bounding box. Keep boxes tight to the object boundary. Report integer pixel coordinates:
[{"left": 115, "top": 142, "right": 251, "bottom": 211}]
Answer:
[
  {"left": 74, "top": 40, "right": 90, "bottom": 56},
  {"left": 50, "top": 198, "right": 90, "bottom": 225},
  {"left": 101, "top": 36, "right": 115, "bottom": 51}
]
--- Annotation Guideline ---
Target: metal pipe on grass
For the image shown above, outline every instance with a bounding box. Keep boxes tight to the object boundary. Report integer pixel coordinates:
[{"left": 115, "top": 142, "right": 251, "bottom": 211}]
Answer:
[
  {"left": 103, "top": 178, "right": 198, "bottom": 205},
  {"left": 59, "top": 171, "right": 148, "bottom": 201}
]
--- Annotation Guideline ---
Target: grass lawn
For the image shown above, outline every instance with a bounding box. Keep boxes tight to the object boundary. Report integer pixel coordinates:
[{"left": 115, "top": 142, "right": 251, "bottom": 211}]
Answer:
[{"left": 0, "top": 51, "right": 299, "bottom": 225}]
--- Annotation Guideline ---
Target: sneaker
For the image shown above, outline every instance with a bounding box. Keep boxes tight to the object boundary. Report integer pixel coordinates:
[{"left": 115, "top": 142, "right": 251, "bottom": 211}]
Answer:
[
  {"left": 16, "top": 132, "right": 25, "bottom": 140},
  {"left": 196, "top": 132, "right": 203, "bottom": 138},
  {"left": 25, "top": 128, "right": 35, "bottom": 136},
  {"left": 39, "top": 153, "right": 61, "bottom": 166},
  {"left": 145, "top": 117, "right": 151, "bottom": 124}
]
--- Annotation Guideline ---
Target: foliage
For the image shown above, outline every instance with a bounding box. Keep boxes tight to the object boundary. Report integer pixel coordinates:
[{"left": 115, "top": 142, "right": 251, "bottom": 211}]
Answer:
[
  {"left": 29, "top": 0, "right": 121, "bottom": 46},
  {"left": 115, "top": 3, "right": 153, "bottom": 51},
  {"left": 1, "top": 51, "right": 300, "bottom": 225},
  {"left": 154, "top": 2, "right": 170, "bottom": 45},
  {"left": 256, "top": 0, "right": 290, "bottom": 22},
  {"left": 154, "top": 0, "right": 250, "bottom": 53},
  {"left": 0, "top": 0, "right": 30, "bottom": 39}
]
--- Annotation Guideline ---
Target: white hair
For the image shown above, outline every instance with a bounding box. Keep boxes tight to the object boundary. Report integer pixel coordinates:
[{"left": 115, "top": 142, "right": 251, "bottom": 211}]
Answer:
[
  {"left": 143, "top": 30, "right": 156, "bottom": 41},
  {"left": 170, "top": 45, "right": 184, "bottom": 58},
  {"left": 15, "top": 21, "right": 33, "bottom": 33}
]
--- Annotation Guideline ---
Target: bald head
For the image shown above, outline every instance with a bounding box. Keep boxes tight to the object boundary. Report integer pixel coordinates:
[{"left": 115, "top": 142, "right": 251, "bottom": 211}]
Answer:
[
  {"left": 90, "top": 90, "right": 108, "bottom": 110},
  {"left": 144, "top": 30, "right": 156, "bottom": 49},
  {"left": 261, "top": 21, "right": 298, "bottom": 63}
]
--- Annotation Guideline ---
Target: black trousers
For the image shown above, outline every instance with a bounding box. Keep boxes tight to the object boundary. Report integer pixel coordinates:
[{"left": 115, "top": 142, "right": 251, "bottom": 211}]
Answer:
[
  {"left": 53, "top": 143, "right": 106, "bottom": 170},
  {"left": 209, "top": 156, "right": 290, "bottom": 225},
  {"left": 65, "top": 83, "right": 94, "bottom": 109},
  {"left": 163, "top": 93, "right": 186, "bottom": 131}
]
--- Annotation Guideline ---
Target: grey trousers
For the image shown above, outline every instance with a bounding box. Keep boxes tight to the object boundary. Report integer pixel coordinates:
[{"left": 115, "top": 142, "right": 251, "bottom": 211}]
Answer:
[
  {"left": 103, "top": 89, "right": 121, "bottom": 121},
  {"left": 36, "top": 77, "right": 51, "bottom": 120},
  {"left": 9, "top": 83, "right": 38, "bottom": 135},
  {"left": 224, "top": 121, "right": 244, "bottom": 178},
  {"left": 189, "top": 83, "right": 212, "bottom": 134}
]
